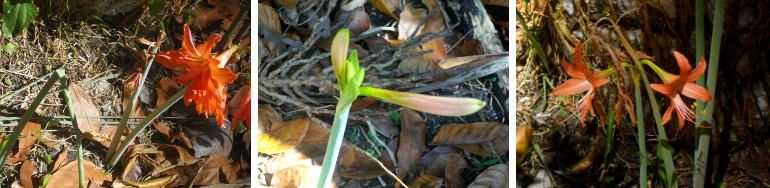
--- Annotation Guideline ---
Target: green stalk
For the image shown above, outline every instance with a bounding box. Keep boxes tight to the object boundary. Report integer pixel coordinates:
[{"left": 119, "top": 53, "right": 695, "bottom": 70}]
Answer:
[
  {"left": 0, "top": 68, "right": 62, "bottom": 166},
  {"left": 317, "top": 103, "right": 351, "bottom": 188},
  {"left": 107, "top": 87, "right": 185, "bottom": 168},
  {"left": 694, "top": 0, "right": 725, "bottom": 186},
  {"left": 635, "top": 84, "right": 648, "bottom": 188},
  {"left": 612, "top": 23, "right": 678, "bottom": 187},
  {"left": 58, "top": 70, "right": 86, "bottom": 188},
  {"left": 105, "top": 46, "right": 160, "bottom": 164}
]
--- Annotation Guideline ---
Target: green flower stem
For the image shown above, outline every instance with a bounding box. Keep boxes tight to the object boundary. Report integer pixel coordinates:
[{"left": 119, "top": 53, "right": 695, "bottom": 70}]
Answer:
[
  {"left": 694, "top": 0, "right": 725, "bottom": 186},
  {"left": 635, "top": 83, "right": 648, "bottom": 188},
  {"left": 58, "top": 69, "right": 86, "bottom": 188},
  {"left": 317, "top": 101, "right": 351, "bottom": 188},
  {"left": 610, "top": 22, "right": 678, "bottom": 187},
  {"left": 105, "top": 45, "right": 160, "bottom": 164},
  {"left": 107, "top": 87, "right": 185, "bottom": 169},
  {"left": 0, "top": 68, "right": 61, "bottom": 167}
]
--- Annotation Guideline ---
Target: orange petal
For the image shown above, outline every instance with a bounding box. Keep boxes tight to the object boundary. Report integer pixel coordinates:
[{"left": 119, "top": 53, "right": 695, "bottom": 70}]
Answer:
[
  {"left": 211, "top": 67, "right": 238, "bottom": 84},
  {"left": 551, "top": 79, "right": 592, "bottom": 96},
  {"left": 687, "top": 58, "right": 707, "bottom": 82},
  {"left": 650, "top": 84, "right": 673, "bottom": 96},
  {"left": 591, "top": 77, "right": 609, "bottom": 88},
  {"left": 661, "top": 103, "right": 674, "bottom": 125},
  {"left": 681, "top": 83, "right": 712, "bottom": 101},
  {"left": 579, "top": 104, "right": 588, "bottom": 127},
  {"left": 182, "top": 24, "right": 200, "bottom": 56},
  {"left": 673, "top": 51, "right": 691, "bottom": 74},
  {"left": 562, "top": 57, "right": 586, "bottom": 80}
]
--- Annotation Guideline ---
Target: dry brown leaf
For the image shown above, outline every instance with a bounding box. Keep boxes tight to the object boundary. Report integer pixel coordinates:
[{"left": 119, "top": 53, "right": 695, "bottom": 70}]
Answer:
[
  {"left": 398, "top": 4, "right": 426, "bottom": 40},
  {"left": 275, "top": 0, "right": 299, "bottom": 9},
  {"left": 152, "top": 121, "right": 173, "bottom": 142},
  {"left": 422, "top": 0, "right": 438, "bottom": 10},
  {"left": 7, "top": 122, "right": 42, "bottom": 164},
  {"left": 122, "top": 175, "right": 177, "bottom": 187},
  {"left": 424, "top": 152, "right": 460, "bottom": 177},
  {"left": 301, "top": 120, "right": 329, "bottom": 143},
  {"left": 516, "top": 125, "right": 534, "bottom": 162},
  {"left": 269, "top": 165, "right": 321, "bottom": 187},
  {"left": 263, "top": 142, "right": 327, "bottom": 174},
  {"left": 481, "top": 0, "right": 509, "bottom": 7},
  {"left": 339, "top": 142, "right": 387, "bottom": 179},
  {"left": 396, "top": 109, "right": 426, "bottom": 187},
  {"left": 191, "top": 155, "right": 237, "bottom": 185},
  {"left": 408, "top": 175, "right": 443, "bottom": 188},
  {"left": 258, "top": 3, "right": 281, "bottom": 34},
  {"left": 381, "top": 138, "right": 399, "bottom": 169},
  {"left": 121, "top": 143, "right": 200, "bottom": 178},
  {"left": 335, "top": 8, "right": 371, "bottom": 37},
  {"left": 193, "top": 0, "right": 242, "bottom": 33},
  {"left": 51, "top": 150, "right": 68, "bottom": 172},
  {"left": 397, "top": 51, "right": 437, "bottom": 71},
  {"left": 68, "top": 83, "right": 101, "bottom": 132},
  {"left": 83, "top": 127, "right": 122, "bottom": 148},
  {"left": 20, "top": 160, "right": 36, "bottom": 188},
  {"left": 467, "top": 164, "right": 508, "bottom": 188},
  {"left": 437, "top": 54, "right": 507, "bottom": 69},
  {"left": 257, "top": 118, "right": 310, "bottom": 154},
  {"left": 445, "top": 154, "right": 468, "bottom": 188},
  {"left": 430, "top": 122, "right": 509, "bottom": 157},
  {"left": 416, "top": 146, "right": 456, "bottom": 174},
  {"left": 156, "top": 77, "right": 181, "bottom": 107},
  {"left": 420, "top": 4, "right": 448, "bottom": 62},
  {"left": 368, "top": 0, "right": 399, "bottom": 20},
  {"left": 48, "top": 159, "right": 113, "bottom": 188},
  {"left": 454, "top": 39, "right": 483, "bottom": 57},
  {"left": 257, "top": 104, "right": 282, "bottom": 134}
]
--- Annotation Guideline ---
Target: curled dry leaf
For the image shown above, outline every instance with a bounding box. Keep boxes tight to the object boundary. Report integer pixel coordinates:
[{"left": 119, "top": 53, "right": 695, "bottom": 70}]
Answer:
[
  {"left": 430, "top": 122, "right": 509, "bottom": 157},
  {"left": 122, "top": 175, "right": 177, "bottom": 187},
  {"left": 454, "top": 39, "right": 483, "bottom": 57},
  {"left": 68, "top": 83, "right": 101, "bottom": 132},
  {"left": 156, "top": 77, "right": 181, "bottom": 107},
  {"left": 368, "top": 0, "right": 400, "bottom": 20},
  {"left": 190, "top": 155, "right": 237, "bottom": 185},
  {"left": 83, "top": 127, "right": 123, "bottom": 148},
  {"left": 51, "top": 149, "right": 68, "bottom": 172},
  {"left": 571, "top": 142, "right": 603, "bottom": 174},
  {"left": 20, "top": 160, "right": 36, "bottom": 188},
  {"left": 416, "top": 146, "right": 456, "bottom": 174},
  {"left": 270, "top": 164, "right": 321, "bottom": 187},
  {"left": 121, "top": 143, "right": 200, "bottom": 179},
  {"left": 335, "top": 8, "right": 371, "bottom": 37},
  {"left": 49, "top": 159, "right": 113, "bottom": 188},
  {"left": 257, "top": 104, "right": 282, "bottom": 134},
  {"left": 301, "top": 119, "right": 329, "bottom": 143},
  {"left": 467, "top": 164, "right": 508, "bottom": 188},
  {"left": 420, "top": 2, "right": 448, "bottom": 62},
  {"left": 257, "top": 118, "right": 311, "bottom": 154},
  {"left": 445, "top": 154, "right": 469, "bottom": 188},
  {"left": 396, "top": 109, "right": 426, "bottom": 187},
  {"left": 408, "top": 175, "right": 443, "bottom": 188},
  {"left": 7, "top": 122, "right": 41, "bottom": 164},
  {"left": 516, "top": 125, "right": 534, "bottom": 163},
  {"left": 339, "top": 142, "right": 387, "bottom": 179},
  {"left": 192, "top": 0, "right": 243, "bottom": 33},
  {"left": 258, "top": 3, "right": 281, "bottom": 34},
  {"left": 398, "top": 4, "right": 426, "bottom": 40}
]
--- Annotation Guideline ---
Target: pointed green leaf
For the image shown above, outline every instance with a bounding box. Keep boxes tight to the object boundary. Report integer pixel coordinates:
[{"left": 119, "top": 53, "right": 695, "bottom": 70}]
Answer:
[{"left": 2, "top": 0, "right": 37, "bottom": 37}]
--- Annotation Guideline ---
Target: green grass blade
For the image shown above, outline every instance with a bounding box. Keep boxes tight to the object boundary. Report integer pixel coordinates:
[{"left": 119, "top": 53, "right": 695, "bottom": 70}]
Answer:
[
  {"left": 107, "top": 87, "right": 185, "bottom": 169},
  {"left": 635, "top": 85, "right": 648, "bottom": 188},
  {"left": 0, "top": 68, "right": 61, "bottom": 167},
  {"left": 57, "top": 69, "right": 86, "bottom": 188}
]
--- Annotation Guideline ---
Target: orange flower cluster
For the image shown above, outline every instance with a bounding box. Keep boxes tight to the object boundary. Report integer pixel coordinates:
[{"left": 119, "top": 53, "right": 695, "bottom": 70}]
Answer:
[{"left": 155, "top": 24, "right": 237, "bottom": 127}]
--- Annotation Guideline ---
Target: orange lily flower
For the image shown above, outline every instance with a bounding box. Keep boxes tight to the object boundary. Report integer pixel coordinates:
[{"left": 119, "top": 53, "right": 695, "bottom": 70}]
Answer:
[
  {"left": 232, "top": 84, "right": 251, "bottom": 133},
  {"left": 155, "top": 24, "right": 238, "bottom": 127},
  {"left": 649, "top": 51, "right": 711, "bottom": 129},
  {"left": 551, "top": 42, "right": 613, "bottom": 126}
]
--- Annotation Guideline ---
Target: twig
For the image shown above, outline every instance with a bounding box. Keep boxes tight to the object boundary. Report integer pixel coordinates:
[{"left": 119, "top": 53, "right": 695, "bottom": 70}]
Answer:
[{"left": 359, "top": 146, "right": 408, "bottom": 188}]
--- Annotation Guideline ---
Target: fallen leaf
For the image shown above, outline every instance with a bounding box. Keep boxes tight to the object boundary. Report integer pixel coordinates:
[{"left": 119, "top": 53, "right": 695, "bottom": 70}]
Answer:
[
  {"left": 122, "top": 175, "right": 177, "bottom": 187},
  {"left": 481, "top": 0, "right": 509, "bottom": 7},
  {"left": 301, "top": 120, "right": 329, "bottom": 143},
  {"left": 381, "top": 138, "right": 399, "bottom": 169},
  {"left": 48, "top": 159, "right": 113, "bottom": 188},
  {"left": 275, "top": 0, "right": 299, "bottom": 9},
  {"left": 258, "top": 3, "right": 281, "bottom": 34},
  {"left": 444, "top": 154, "right": 468, "bottom": 188},
  {"left": 156, "top": 77, "right": 180, "bottom": 107},
  {"left": 191, "top": 155, "right": 237, "bottom": 185},
  {"left": 415, "top": 146, "right": 456, "bottom": 175},
  {"left": 454, "top": 39, "right": 483, "bottom": 57},
  {"left": 7, "top": 122, "right": 42, "bottom": 164},
  {"left": 269, "top": 165, "right": 321, "bottom": 187},
  {"left": 398, "top": 4, "right": 426, "bottom": 40},
  {"left": 397, "top": 48, "right": 436, "bottom": 71},
  {"left": 257, "top": 118, "right": 310, "bottom": 154},
  {"left": 396, "top": 109, "right": 426, "bottom": 187},
  {"left": 467, "top": 164, "right": 508, "bottom": 188},
  {"left": 193, "top": 0, "right": 242, "bottom": 33},
  {"left": 257, "top": 104, "right": 282, "bottom": 133},
  {"left": 339, "top": 142, "right": 387, "bottom": 179},
  {"left": 51, "top": 149, "right": 69, "bottom": 172},
  {"left": 571, "top": 142, "right": 602, "bottom": 174},
  {"left": 152, "top": 121, "right": 173, "bottom": 142},
  {"left": 121, "top": 143, "right": 201, "bottom": 178},
  {"left": 368, "top": 0, "right": 399, "bottom": 20},
  {"left": 420, "top": 4, "right": 448, "bottom": 62},
  {"left": 430, "top": 122, "right": 509, "bottom": 157},
  {"left": 422, "top": 0, "right": 438, "bottom": 10},
  {"left": 516, "top": 125, "right": 534, "bottom": 162},
  {"left": 335, "top": 8, "right": 371, "bottom": 37},
  {"left": 263, "top": 142, "right": 327, "bottom": 174},
  {"left": 21, "top": 160, "right": 36, "bottom": 188},
  {"left": 408, "top": 175, "right": 443, "bottom": 188},
  {"left": 68, "top": 83, "right": 101, "bottom": 132},
  {"left": 83, "top": 127, "right": 123, "bottom": 148}
]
